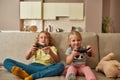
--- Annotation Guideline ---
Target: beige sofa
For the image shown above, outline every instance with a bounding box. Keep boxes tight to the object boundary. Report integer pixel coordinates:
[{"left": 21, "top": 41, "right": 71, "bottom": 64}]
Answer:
[{"left": 0, "top": 32, "right": 120, "bottom": 80}]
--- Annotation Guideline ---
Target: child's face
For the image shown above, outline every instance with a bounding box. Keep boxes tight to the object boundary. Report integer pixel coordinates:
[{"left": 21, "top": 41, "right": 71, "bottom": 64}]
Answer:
[
  {"left": 69, "top": 35, "right": 82, "bottom": 49},
  {"left": 38, "top": 33, "right": 50, "bottom": 45}
]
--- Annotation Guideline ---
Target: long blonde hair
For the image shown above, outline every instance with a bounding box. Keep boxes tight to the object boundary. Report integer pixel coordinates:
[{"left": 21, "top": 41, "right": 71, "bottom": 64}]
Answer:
[
  {"left": 68, "top": 31, "right": 82, "bottom": 46},
  {"left": 36, "top": 31, "right": 53, "bottom": 46}
]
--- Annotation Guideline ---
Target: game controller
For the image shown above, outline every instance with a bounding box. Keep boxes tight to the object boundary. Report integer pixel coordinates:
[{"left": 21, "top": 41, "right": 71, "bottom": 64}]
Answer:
[
  {"left": 35, "top": 43, "right": 47, "bottom": 49},
  {"left": 76, "top": 47, "right": 92, "bottom": 57}
]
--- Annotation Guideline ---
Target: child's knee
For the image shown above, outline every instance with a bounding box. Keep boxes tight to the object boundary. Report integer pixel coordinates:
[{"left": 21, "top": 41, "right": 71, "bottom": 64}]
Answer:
[
  {"left": 82, "top": 66, "right": 91, "bottom": 72},
  {"left": 68, "top": 66, "right": 75, "bottom": 70},
  {"left": 58, "top": 63, "right": 64, "bottom": 68},
  {"left": 56, "top": 63, "right": 64, "bottom": 70}
]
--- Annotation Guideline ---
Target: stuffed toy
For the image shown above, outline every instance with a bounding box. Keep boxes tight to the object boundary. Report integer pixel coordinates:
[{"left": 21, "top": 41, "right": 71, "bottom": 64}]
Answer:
[{"left": 96, "top": 52, "right": 120, "bottom": 78}]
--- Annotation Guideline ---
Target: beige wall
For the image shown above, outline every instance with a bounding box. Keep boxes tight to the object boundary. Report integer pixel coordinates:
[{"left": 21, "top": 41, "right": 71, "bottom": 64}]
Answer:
[
  {"left": 85, "top": 0, "right": 102, "bottom": 33},
  {"left": 103, "top": 0, "right": 110, "bottom": 17},
  {"left": 0, "top": 0, "right": 20, "bottom": 30},
  {"left": 110, "top": 0, "right": 120, "bottom": 33}
]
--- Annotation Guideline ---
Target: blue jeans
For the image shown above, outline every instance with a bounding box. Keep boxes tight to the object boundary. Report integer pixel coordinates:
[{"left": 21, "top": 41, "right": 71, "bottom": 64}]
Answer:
[{"left": 3, "top": 58, "right": 64, "bottom": 79}]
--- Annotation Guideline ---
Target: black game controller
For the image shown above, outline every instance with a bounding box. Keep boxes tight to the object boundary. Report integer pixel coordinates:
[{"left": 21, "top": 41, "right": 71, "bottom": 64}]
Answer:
[
  {"left": 35, "top": 43, "right": 47, "bottom": 49},
  {"left": 76, "top": 47, "right": 92, "bottom": 57}
]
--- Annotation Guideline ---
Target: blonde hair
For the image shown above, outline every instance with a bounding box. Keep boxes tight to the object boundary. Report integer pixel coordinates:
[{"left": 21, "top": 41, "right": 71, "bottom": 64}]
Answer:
[
  {"left": 68, "top": 31, "right": 82, "bottom": 46},
  {"left": 36, "top": 31, "right": 53, "bottom": 46}
]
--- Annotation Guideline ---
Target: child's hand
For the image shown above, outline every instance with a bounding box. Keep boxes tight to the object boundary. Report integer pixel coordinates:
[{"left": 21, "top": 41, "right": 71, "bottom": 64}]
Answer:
[
  {"left": 71, "top": 48, "right": 80, "bottom": 57},
  {"left": 86, "top": 45, "right": 96, "bottom": 57},
  {"left": 25, "top": 44, "right": 39, "bottom": 60},
  {"left": 42, "top": 46, "right": 52, "bottom": 54},
  {"left": 30, "top": 44, "right": 38, "bottom": 54}
]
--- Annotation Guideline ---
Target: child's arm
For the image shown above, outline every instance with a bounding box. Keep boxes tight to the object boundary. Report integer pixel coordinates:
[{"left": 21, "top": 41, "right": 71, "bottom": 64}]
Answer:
[
  {"left": 66, "top": 50, "right": 80, "bottom": 65},
  {"left": 86, "top": 45, "right": 96, "bottom": 57},
  {"left": 66, "top": 53, "right": 74, "bottom": 65},
  {"left": 25, "top": 44, "right": 38, "bottom": 60}
]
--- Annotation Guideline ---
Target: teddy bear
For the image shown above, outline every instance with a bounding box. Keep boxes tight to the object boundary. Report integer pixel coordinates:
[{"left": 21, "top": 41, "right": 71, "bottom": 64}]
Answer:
[{"left": 96, "top": 52, "right": 120, "bottom": 78}]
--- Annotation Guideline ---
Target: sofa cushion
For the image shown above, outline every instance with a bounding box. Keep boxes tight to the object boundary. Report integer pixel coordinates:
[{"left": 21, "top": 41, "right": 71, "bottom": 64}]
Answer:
[
  {"left": 98, "top": 33, "right": 120, "bottom": 61},
  {"left": 0, "top": 32, "right": 38, "bottom": 64}
]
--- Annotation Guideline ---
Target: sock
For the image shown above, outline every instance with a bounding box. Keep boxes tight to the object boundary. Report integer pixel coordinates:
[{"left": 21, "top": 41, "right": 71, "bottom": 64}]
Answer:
[
  {"left": 24, "top": 75, "right": 33, "bottom": 80},
  {"left": 11, "top": 66, "right": 29, "bottom": 79}
]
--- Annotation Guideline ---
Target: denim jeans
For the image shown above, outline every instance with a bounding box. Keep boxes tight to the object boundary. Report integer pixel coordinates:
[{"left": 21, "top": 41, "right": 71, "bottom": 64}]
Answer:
[{"left": 3, "top": 58, "right": 64, "bottom": 79}]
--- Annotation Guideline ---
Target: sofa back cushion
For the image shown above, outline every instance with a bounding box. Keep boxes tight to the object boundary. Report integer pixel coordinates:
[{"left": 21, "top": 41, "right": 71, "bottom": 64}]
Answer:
[
  {"left": 0, "top": 32, "right": 99, "bottom": 68},
  {"left": 0, "top": 32, "right": 37, "bottom": 64},
  {"left": 98, "top": 33, "right": 120, "bottom": 61}
]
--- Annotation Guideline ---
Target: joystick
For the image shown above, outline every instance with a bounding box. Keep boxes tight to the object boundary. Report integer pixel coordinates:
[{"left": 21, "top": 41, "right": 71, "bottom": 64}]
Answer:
[
  {"left": 35, "top": 43, "right": 47, "bottom": 49},
  {"left": 76, "top": 47, "right": 92, "bottom": 57}
]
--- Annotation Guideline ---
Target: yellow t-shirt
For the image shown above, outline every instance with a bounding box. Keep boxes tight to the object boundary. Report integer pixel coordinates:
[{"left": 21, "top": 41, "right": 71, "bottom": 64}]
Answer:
[{"left": 33, "top": 46, "right": 57, "bottom": 66}]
